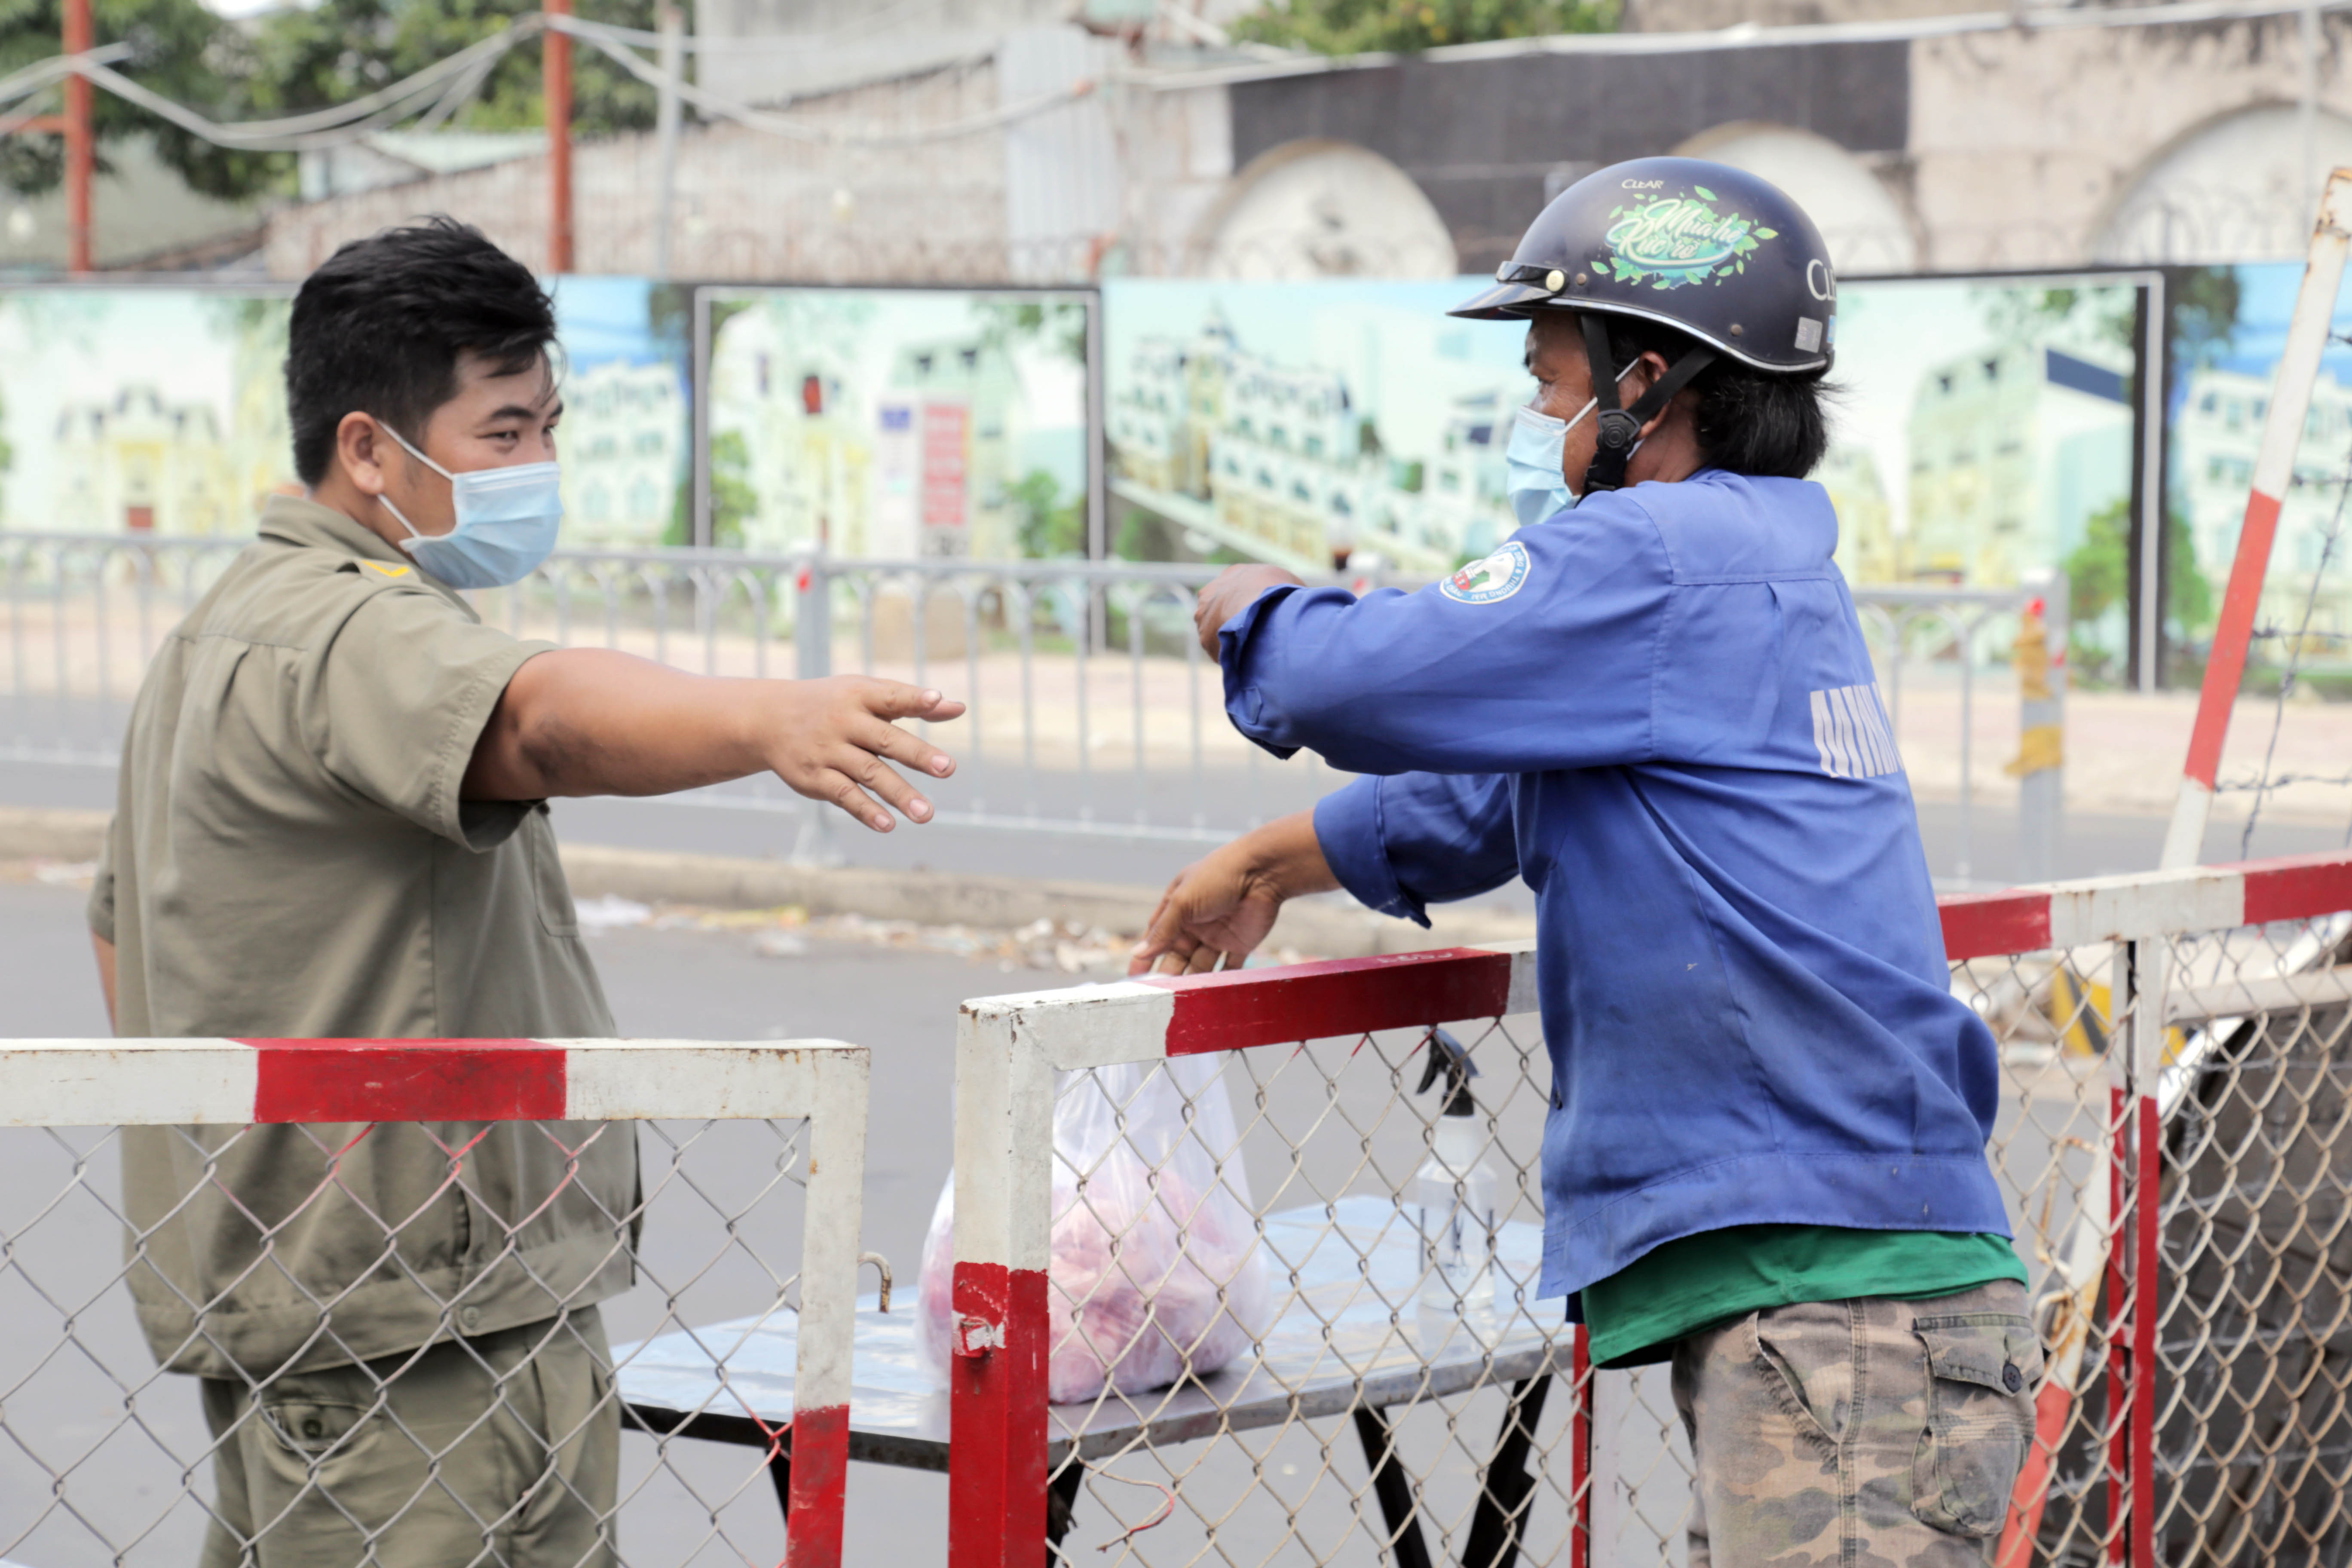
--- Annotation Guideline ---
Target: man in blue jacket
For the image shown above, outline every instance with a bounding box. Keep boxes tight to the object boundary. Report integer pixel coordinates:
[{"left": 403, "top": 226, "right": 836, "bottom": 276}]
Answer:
[{"left": 1130, "top": 159, "right": 2040, "bottom": 1566}]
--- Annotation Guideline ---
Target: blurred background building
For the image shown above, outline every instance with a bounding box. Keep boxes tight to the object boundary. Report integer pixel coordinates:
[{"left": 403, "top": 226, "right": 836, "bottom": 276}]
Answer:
[
  {"left": 211, "top": 0, "right": 2352, "bottom": 285},
  {"left": 9, "top": 0, "right": 2324, "bottom": 284}
]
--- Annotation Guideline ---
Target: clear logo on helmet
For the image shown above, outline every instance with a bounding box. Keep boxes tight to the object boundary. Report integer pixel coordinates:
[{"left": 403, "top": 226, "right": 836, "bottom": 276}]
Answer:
[{"left": 1597, "top": 185, "right": 1777, "bottom": 291}]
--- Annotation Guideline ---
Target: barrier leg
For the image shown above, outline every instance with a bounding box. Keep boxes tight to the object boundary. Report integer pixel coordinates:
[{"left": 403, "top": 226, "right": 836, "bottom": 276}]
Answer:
[
  {"left": 1045, "top": 1463, "right": 1084, "bottom": 1561},
  {"left": 1352, "top": 1404, "right": 1435, "bottom": 1568},
  {"left": 1464, "top": 1374, "right": 1553, "bottom": 1568}
]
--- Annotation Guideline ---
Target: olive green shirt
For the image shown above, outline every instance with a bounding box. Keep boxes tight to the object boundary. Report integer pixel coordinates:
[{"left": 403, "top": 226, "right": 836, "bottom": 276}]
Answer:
[{"left": 90, "top": 495, "right": 634, "bottom": 1380}]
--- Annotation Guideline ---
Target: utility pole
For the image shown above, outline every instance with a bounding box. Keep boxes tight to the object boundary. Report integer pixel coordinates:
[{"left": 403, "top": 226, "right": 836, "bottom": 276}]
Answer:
[
  {"left": 653, "top": 1, "right": 682, "bottom": 280},
  {"left": 544, "top": 0, "right": 574, "bottom": 274},
  {"left": 63, "top": 0, "right": 93, "bottom": 273}
]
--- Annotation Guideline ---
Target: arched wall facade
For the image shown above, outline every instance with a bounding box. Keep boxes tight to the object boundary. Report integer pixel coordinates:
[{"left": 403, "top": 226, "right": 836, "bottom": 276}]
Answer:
[{"left": 1673, "top": 121, "right": 1920, "bottom": 275}]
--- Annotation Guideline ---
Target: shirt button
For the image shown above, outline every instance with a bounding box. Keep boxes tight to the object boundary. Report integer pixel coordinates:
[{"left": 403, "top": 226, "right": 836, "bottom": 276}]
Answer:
[
  {"left": 460, "top": 1306, "right": 482, "bottom": 1331},
  {"left": 2002, "top": 1363, "right": 2024, "bottom": 1392}
]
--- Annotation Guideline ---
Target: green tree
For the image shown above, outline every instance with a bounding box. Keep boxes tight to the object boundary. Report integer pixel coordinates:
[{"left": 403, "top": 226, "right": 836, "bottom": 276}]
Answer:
[
  {"left": 2170, "top": 266, "right": 2240, "bottom": 368},
  {"left": 1229, "top": 0, "right": 1617, "bottom": 52},
  {"left": 2064, "top": 500, "right": 2218, "bottom": 674},
  {"left": 2168, "top": 505, "right": 2214, "bottom": 640},
  {"left": 1979, "top": 285, "right": 2137, "bottom": 355},
  {"left": 1, "top": 0, "right": 275, "bottom": 199},
  {"left": 975, "top": 297, "right": 1087, "bottom": 365},
  {"left": 2, "top": 0, "right": 665, "bottom": 204},
  {"left": 704, "top": 428, "right": 756, "bottom": 549},
  {"left": 2164, "top": 269, "right": 2236, "bottom": 651},
  {"left": 239, "top": 0, "right": 661, "bottom": 141},
  {"left": 1011, "top": 469, "right": 1082, "bottom": 559},
  {"left": 2064, "top": 497, "right": 2128, "bottom": 680}
]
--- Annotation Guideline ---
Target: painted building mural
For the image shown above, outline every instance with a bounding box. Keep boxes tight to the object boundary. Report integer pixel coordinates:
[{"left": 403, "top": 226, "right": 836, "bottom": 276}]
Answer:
[
  {"left": 1104, "top": 279, "right": 1530, "bottom": 576},
  {"left": 548, "top": 277, "right": 692, "bottom": 548},
  {"left": 705, "top": 288, "right": 1089, "bottom": 560},
  {"left": 0, "top": 290, "right": 296, "bottom": 536}
]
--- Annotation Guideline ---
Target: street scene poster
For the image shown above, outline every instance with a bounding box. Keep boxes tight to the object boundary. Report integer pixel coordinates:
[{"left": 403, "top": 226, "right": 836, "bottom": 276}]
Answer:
[
  {"left": 1102, "top": 276, "right": 2144, "bottom": 660},
  {"left": 703, "top": 287, "right": 1092, "bottom": 560}
]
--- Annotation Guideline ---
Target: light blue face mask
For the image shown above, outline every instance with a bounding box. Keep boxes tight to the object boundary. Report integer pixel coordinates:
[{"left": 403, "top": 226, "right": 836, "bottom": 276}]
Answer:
[
  {"left": 377, "top": 425, "right": 564, "bottom": 590},
  {"left": 1503, "top": 359, "right": 1645, "bottom": 528}
]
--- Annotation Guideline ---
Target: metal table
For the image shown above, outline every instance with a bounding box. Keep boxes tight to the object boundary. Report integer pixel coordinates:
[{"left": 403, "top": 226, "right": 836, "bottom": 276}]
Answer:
[{"left": 619, "top": 1196, "right": 1571, "bottom": 1565}]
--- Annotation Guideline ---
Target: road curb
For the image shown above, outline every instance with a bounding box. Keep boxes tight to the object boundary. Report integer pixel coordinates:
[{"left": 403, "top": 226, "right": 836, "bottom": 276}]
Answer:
[
  {"left": 0, "top": 807, "right": 110, "bottom": 863},
  {"left": 0, "top": 807, "right": 1537, "bottom": 960}
]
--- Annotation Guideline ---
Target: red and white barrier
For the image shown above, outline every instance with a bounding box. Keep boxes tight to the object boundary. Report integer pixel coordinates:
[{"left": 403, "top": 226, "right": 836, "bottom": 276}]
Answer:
[
  {"left": 947, "top": 851, "right": 2352, "bottom": 1567},
  {"left": 0, "top": 1035, "right": 870, "bottom": 1568}
]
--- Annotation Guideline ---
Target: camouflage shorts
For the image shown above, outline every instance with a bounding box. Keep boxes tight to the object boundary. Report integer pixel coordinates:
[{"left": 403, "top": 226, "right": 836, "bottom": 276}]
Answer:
[{"left": 1670, "top": 1280, "right": 2045, "bottom": 1568}]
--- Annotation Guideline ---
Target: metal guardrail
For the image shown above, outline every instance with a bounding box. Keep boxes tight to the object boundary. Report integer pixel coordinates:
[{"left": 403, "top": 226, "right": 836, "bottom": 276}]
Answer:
[{"left": 0, "top": 534, "right": 2059, "bottom": 882}]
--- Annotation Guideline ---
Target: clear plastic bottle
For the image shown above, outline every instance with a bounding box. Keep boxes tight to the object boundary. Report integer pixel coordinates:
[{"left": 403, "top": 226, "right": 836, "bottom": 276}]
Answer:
[{"left": 1411, "top": 1029, "right": 1499, "bottom": 1314}]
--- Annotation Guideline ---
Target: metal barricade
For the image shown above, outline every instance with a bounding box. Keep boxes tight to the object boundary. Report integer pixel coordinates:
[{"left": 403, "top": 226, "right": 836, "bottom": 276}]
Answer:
[
  {"left": 904, "top": 850, "right": 2352, "bottom": 1567},
  {"left": 0, "top": 531, "right": 2054, "bottom": 879},
  {"left": 0, "top": 1035, "right": 870, "bottom": 1568}
]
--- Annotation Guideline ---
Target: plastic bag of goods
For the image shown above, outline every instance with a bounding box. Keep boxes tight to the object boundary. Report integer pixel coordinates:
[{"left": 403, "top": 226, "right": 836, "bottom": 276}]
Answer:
[{"left": 917, "top": 1055, "right": 1271, "bottom": 1404}]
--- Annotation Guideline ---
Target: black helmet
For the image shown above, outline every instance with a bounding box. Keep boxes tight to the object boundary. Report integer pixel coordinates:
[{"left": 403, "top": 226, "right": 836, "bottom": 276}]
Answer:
[
  {"left": 1451, "top": 156, "right": 1836, "bottom": 371},
  {"left": 1451, "top": 157, "right": 1837, "bottom": 495}
]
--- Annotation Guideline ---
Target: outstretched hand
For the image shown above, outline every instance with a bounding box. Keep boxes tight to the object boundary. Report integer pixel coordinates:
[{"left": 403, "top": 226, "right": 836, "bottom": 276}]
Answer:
[
  {"left": 1127, "top": 811, "right": 1340, "bottom": 976},
  {"left": 768, "top": 676, "right": 965, "bottom": 833},
  {"left": 1129, "top": 843, "right": 1287, "bottom": 976}
]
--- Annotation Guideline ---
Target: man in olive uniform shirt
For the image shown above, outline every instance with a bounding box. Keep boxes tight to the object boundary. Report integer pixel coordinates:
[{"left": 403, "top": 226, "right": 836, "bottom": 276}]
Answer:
[{"left": 88, "top": 218, "right": 962, "bottom": 1568}]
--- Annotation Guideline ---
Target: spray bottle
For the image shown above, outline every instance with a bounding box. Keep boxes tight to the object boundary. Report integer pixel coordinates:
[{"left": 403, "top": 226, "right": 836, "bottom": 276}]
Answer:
[{"left": 1411, "top": 1027, "right": 1499, "bottom": 1314}]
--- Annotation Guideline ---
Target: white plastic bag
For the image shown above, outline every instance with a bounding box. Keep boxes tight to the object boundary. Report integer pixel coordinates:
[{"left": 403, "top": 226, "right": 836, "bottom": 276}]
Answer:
[{"left": 917, "top": 1055, "right": 1271, "bottom": 1404}]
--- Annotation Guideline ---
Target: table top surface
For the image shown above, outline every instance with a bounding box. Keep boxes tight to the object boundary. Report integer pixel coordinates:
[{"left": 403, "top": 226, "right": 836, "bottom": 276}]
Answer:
[{"left": 617, "top": 1195, "right": 1570, "bottom": 1467}]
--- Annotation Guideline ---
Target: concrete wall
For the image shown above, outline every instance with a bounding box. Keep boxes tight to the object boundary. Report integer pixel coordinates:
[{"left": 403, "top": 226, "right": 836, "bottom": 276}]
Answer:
[
  {"left": 1907, "top": 12, "right": 2352, "bottom": 270},
  {"left": 265, "top": 62, "right": 1012, "bottom": 282},
  {"left": 254, "top": 12, "right": 2352, "bottom": 286},
  {"left": 1224, "top": 42, "right": 1911, "bottom": 273}
]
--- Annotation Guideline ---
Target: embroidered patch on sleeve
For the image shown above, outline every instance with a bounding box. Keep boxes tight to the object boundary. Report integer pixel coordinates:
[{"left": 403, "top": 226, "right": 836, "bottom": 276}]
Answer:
[
  {"left": 1440, "top": 541, "right": 1531, "bottom": 605},
  {"left": 1810, "top": 682, "right": 1902, "bottom": 780}
]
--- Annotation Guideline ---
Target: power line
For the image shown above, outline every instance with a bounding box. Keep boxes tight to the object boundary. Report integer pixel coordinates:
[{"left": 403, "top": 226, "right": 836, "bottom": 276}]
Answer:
[
  {"left": 5, "top": 13, "right": 1095, "bottom": 160},
  {"left": 552, "top": 13, "right": 1094, "bottom": 150}
]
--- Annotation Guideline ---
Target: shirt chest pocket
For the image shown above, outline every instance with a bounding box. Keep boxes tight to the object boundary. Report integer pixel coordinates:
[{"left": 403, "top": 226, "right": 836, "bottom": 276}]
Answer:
[{"left": 524, "top": 805, "right": 580, "bottom": 938}]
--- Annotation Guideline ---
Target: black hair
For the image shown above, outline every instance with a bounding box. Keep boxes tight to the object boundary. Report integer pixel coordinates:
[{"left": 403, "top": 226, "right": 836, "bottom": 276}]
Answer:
[
  {"left": 1598, "top": 315, "right": 1835, "bottom": 480},
  {"left": 285, "top": 217, "right": 558, "bottom": 486}
]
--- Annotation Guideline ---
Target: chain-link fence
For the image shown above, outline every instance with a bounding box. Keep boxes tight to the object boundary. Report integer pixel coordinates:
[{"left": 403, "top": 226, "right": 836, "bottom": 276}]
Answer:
[
  {"left": 0, "top": 1035, "right": 870, "bottom": 1568},
  {"left": 901, "top": 851, "right": 2352, "bottom": 1567},
  {"left": 0, "top": 533, "right": 2057, "bottom": 880}
]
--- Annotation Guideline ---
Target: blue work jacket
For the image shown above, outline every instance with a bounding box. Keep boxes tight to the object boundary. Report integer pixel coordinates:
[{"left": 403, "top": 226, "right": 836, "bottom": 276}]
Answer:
[{"left": 1219, "top": 469, "right": 2011, "bottom": 1309}]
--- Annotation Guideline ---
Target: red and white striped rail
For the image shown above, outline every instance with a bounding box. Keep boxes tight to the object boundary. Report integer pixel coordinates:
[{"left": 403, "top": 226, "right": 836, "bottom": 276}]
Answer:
[
  {"left": 1938, "top": 848, "right": 2352, "bottom": 960},
  {"left": 946, "top": 848, "right": 2352, "bottom": 1567},
  {"left": 0, "top": 1035, "right": 870, "bottom": 1568},
  {"left": 2161, "top": 167, "right": 2352, "bottom": 870}
]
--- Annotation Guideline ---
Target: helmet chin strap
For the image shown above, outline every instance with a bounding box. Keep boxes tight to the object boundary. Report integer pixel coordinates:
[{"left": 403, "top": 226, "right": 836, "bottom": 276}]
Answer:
[{"left": 1577, "top": 313, "right": 1716, "bottom": 497}]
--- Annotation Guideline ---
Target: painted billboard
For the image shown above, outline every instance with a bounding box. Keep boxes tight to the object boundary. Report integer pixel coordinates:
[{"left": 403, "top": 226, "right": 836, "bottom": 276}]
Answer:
[
  {"left": 1828, "top": 275, "right": 2146, "bottom": 677},
  {"left": 1103, "top": 277, "right": 1531, "bottom": 577},
  {"left": 548, "top": 276, "right": 695, "bottom": 548},
  {"left": 1102, "top": 275, "right": 2146, "bottom": 605},
  {"left": 0, "top": 287, "right": 296, "bottom": 536},
  {"left": 703, "top": 288, "right": 1091, "bottom": 559}
]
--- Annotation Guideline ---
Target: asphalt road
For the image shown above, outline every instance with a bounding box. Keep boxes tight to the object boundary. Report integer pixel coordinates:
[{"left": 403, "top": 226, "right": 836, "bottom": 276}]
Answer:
[{"left": 4, "top": 748, "right": 2349, "bottom": 911}]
